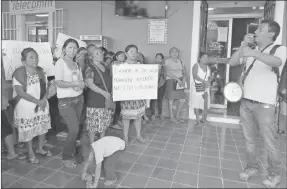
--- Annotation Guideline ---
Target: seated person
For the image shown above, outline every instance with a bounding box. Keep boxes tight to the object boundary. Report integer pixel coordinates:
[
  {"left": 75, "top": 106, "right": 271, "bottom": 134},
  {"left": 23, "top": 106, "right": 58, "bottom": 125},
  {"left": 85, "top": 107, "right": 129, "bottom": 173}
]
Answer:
[{"left": 81, "top": 136, "right": 125, "bottom": 188}]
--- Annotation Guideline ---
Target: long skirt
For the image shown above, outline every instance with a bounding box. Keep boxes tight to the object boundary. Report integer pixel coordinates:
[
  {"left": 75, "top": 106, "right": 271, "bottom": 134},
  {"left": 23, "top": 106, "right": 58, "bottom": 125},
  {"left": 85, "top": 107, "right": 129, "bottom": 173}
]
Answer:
[
  {"left": 85, "top": 107, "right": 113, "bottom": 133},
  {"left": 165, "top": 79, "right": 186, "bottom": 100}
]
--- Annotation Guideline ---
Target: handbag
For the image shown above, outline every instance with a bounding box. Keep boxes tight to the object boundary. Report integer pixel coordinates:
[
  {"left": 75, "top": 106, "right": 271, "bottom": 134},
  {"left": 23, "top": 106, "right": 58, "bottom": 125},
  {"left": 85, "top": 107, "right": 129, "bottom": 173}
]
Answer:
[
  {"left": 93, "top": 65, "right": 115, "bottom": 110},
  {"left": 193, "top": 64, "right": 208, "bottom": 92},
  {"left": 176, "top": 60, "right": 188, "bottom": 90}
]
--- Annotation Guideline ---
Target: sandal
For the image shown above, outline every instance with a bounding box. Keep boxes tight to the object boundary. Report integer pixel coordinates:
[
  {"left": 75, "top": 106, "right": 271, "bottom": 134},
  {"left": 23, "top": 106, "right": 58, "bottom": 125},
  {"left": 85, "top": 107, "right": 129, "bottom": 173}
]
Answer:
[
  {"left": 28, "top": 157, "right": 40, "bottom": 164},
  {"left": 176, "top": 118, "right": 185, "bottom": 123},
  {"left": 104, "top": 178, "right": 117, "bottom": 186},
  {"left": 111, "top": 124, "right": 123, "bottom": 130},
  {"left": 15, "top": 143, "right": 24, "bottom": 148},
  {"left": 170, "top": 118, "right": 179, "bottom": 123},
  {"left": 123, "top": 138, "right": 130, "bottom": 147},
  {"left": 151, "top": 115, "right": 156, "bottom": 120},
  {"left": 36, "top": 150, "right": 52, "bottom": 157},
  {"left": 277, "top": 129, "right": 285, "bottom": 135},
  {"left": 136, "top": 136, "right": 146, "bottom": 143},
  {"left": 62, "top": 160, "right": 76, "bottom": 168}
]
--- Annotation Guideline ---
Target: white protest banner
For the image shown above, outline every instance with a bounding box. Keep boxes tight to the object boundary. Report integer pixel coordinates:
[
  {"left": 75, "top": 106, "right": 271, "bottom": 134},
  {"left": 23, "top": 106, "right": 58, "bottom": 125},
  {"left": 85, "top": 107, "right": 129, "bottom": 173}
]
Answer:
[
  {"left": 112, "top": 64, "right": 158, "bottom": 101},
  {"left": 2, "top": 40, "right": 55, "bottom": 80},
  {"left": 54, "top": 33, "right": 87, "bottom": 58}
]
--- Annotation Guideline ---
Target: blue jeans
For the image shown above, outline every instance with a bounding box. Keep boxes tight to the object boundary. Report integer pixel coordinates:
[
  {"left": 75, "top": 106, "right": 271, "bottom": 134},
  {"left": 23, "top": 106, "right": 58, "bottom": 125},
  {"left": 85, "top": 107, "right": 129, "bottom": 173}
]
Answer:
[
  {"left": 240, "top": 99, "right": 282, "bottom": 175},
  {"left": 58, "top": 95, "right": 84, "bottom": 160}
]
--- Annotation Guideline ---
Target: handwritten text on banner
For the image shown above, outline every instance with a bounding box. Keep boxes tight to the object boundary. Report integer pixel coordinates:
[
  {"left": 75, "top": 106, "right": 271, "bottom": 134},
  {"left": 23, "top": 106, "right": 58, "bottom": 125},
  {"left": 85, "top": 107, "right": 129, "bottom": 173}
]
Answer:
[
  {"left": 112, "top": 64, "right": 158, "bottom": 101},
  {"left": 2, "top": 40, "right": 54, "bottom": 80}
]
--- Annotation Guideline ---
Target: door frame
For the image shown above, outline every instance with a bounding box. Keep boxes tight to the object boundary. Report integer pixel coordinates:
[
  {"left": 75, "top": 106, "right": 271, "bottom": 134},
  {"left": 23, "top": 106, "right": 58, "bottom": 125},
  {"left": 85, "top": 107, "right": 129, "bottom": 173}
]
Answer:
[
  {"left": 207, "top": 17, "right": 233, "bottom": 109},
  {"left": 25, "top": 22, "right": 48, "bottom": 42}
]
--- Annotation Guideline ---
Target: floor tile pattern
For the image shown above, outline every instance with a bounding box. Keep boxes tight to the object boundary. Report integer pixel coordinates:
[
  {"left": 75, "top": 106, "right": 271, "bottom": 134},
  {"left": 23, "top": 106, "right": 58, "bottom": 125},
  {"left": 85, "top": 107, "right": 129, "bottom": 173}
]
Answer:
[{"left": 1, "top": 120, "right": 286, "bottom": 188}]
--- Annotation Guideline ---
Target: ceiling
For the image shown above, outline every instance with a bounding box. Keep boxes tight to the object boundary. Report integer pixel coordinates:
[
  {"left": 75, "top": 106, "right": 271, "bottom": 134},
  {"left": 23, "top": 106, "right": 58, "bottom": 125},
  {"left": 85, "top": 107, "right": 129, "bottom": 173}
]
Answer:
[{"left": 207, "top": 1, "right": 266, "bottom": 8}]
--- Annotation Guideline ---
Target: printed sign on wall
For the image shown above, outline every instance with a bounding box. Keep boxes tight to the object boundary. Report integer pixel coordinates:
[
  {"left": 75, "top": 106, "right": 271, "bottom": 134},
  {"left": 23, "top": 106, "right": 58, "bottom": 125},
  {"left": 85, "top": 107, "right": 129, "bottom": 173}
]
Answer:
[
  {"left": 9, "top": 1, "right": 55, "bottom": 15},
  {"left": 148, "top": 19, "right": 167, "bottom": 44},
  {"left": 2, "top": 40, "right": 54, "bottom": 80},
  {"left": 112, "top": 64, "right": 158, "bottom": 101}
]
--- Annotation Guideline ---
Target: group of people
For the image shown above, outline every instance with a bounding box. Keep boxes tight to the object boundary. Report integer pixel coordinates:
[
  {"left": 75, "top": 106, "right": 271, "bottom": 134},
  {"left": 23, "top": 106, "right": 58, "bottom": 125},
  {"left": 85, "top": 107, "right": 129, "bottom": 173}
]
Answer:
[
  {"left": 1, "top": 19, "right": 286, "bottom": 188},
  {"left": 1, "top": 38, "right": 193, "bottom": 187}
]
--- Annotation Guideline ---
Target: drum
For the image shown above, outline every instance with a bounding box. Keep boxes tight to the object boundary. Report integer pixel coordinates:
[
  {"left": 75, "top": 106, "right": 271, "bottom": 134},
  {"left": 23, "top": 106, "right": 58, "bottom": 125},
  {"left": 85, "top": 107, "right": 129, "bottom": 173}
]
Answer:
[{"left": 223, "top": 82, "right": 243, "bottom": 103}]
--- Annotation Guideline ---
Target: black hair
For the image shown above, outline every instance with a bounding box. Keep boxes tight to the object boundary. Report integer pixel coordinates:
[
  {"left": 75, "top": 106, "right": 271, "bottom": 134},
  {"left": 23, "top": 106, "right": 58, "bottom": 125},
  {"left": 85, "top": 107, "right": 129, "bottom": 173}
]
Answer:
[
  {"left": 136, "top": 52, "right": 145, "bottom": 64},
  {"left": 87, "top": 44, "right": 96, "bottom": 50},
  {"left": 125, "top": 44, "right": 138, "bottom": 53},
  {"left": 62, "top": 38, "right": 79, "bottom": 52},
  {"left": 21, "top": 48, "right": 38, "bottom": 61},
  {"left": 198, "top": 52, "right": 208, "bottom": 61},
  {"left": 155, "top": 53, "right": 164, "bottom": 60},
  {"left": 114, "top": 51, "right": 126, "bottom": 61},
  {"left": 99, "top": 46, "right": 108, "bottom": 56},
  {"left": 106, "top": 51, "right": 115, "bottom": 58},
  {"left": 73, "top": 47, "right": 87, "bottom": 62},
  {"left": 169, "top": 47, "right": 179, "bottom": 55},
  {"left": 261, "top": 19, "right": 281, "bottom": 41}
]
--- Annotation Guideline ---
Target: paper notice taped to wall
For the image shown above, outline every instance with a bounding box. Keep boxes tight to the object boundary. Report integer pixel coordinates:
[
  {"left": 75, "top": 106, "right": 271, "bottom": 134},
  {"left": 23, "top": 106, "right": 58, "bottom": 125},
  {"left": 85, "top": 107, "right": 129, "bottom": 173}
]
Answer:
[{"left": 217, "top": 27, "right": 228, "bottom": 42}]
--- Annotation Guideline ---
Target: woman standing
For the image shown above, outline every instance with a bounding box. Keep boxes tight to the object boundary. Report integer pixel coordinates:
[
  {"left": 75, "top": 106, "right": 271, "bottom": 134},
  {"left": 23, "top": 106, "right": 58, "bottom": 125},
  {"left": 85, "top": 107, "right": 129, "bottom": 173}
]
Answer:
[
  {"left": 54, "top": 39, "right": 85, "bottom": 168},
  {"left": 164, "top": 47, "right": 187, "bottom": 123},
  {"left": 84, "top": 48, "right": 114, "bottom": 143},
  {"left": 74, "top": 47, "right": 87, "bottom": 76},
  {"left": 121, "top": 45, "right": 146, "bottom": 145},
  {"left": 149, "top": 53, "right": 166, "bottom": 120},
  {"left": 12, "top": 48, "right": 52, "bottom": 164},
  {"left": 191, "top": 52, "right": 211, "bottom": 126}
]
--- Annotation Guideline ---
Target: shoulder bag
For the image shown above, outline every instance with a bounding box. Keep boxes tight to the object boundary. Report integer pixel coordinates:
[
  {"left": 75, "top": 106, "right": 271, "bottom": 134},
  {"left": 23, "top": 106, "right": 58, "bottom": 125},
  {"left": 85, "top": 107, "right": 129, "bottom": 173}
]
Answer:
[{"left": 93, "top": 64, "right": 115, "bottom": 110}]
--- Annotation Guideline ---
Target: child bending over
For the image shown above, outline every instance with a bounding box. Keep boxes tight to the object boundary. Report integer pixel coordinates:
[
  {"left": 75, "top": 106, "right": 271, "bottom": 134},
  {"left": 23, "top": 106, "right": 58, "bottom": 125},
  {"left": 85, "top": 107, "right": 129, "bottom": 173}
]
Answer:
[{"left": 81, "top": 136, "right": 125, "bottom": 188}]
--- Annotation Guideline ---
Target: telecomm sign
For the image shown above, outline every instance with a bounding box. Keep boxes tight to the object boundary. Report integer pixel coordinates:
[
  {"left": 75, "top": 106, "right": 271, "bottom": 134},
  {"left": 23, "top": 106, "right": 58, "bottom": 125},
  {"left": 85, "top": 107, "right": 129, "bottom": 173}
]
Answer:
[{"left": 9, "top": 0, "right": 55, "bottom": 14}]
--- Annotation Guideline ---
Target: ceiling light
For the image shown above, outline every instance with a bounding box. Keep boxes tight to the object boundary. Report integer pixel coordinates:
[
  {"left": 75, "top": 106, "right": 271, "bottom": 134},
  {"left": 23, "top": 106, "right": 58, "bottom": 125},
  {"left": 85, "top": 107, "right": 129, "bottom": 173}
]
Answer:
[
  {"left": 252, "top": 7, "right": 256, "bottom": 10},
  {"left": 259, "top": 6, "right": 264, "bottom": 10},
  {"left": 208, "top": 8, "right": 215, "bottom": 11},
  {"left": 36, "top": 14, "right": 48, "bottom": 17}
]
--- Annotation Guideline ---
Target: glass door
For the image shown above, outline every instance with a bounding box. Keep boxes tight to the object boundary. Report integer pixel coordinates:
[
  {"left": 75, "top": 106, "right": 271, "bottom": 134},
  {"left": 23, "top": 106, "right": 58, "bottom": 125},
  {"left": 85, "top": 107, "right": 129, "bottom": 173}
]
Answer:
[
  {"left": 26, "top": 24, "right": 48, "bottom": 42},
  {"left": 206, "top": 18, "right": 233, "bottom": 109}
]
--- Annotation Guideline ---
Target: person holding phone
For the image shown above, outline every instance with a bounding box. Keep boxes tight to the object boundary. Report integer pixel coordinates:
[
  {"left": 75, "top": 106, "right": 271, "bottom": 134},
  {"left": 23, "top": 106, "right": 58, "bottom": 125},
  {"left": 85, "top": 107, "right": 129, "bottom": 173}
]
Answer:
[{"left": 228, "top": 20, "right": 286, "bottom": 188}]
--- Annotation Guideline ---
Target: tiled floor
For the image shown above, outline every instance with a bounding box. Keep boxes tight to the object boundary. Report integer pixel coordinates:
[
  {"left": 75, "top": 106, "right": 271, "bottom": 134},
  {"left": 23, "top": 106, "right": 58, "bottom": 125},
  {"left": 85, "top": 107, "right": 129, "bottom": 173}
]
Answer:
[{"left": 1, "top": 119, "right": 286, "bottom": 188}]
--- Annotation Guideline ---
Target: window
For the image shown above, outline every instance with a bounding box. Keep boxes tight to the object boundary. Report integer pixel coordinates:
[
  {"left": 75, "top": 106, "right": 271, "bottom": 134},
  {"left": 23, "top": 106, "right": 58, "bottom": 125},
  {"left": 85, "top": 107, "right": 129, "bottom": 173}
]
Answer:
[{"left": 2, "top": 12, "right": 17, "bottom": 40}]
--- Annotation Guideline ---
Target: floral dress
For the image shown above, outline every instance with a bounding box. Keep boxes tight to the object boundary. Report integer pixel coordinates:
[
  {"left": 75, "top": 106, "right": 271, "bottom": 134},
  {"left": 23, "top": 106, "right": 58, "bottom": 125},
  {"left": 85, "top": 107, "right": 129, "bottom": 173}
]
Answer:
[
  {"left": 85, "top": 63, "right": 114, "bottom": 133},
  {"left": 13, "top": 73, "right": 51, "bottom": 142},
  {"left": 118, "top": 61, "right": 146, "bottom": 120}
]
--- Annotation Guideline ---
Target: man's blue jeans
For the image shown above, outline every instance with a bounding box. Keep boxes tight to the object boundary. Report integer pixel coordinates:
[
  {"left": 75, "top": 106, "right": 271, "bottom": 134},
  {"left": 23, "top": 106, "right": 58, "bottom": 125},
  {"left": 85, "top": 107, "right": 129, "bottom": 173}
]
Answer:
[{"left": 240, "top": 99, "right": 282, "bottom": 175}]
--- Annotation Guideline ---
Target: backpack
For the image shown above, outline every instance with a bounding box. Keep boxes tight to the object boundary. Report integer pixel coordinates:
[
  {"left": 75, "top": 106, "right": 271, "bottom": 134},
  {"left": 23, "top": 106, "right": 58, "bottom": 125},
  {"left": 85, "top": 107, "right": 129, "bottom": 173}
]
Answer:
[{"left": 270, "top": 45, "right": 287, "bottom": 103}]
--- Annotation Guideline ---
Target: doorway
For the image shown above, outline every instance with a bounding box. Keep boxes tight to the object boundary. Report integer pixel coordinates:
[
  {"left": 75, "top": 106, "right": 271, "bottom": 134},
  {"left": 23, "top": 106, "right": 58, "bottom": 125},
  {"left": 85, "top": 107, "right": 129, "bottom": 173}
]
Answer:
[
  {"left": 26, "top": 24, "right": 49, "bottom": 42},
  {"left": 25, "top": 13, "right": 49, "bottom": 42}
]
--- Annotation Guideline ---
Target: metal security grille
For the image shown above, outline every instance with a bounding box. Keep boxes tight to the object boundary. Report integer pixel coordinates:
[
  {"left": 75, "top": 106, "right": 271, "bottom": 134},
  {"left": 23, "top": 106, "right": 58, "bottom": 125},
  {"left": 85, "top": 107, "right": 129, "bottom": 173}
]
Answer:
[
  {"left": 52, "top": 8, "right": 66, "bottom": 45},
  {"left": 1, "top": 12, "right": 17, "bottom": 40}
]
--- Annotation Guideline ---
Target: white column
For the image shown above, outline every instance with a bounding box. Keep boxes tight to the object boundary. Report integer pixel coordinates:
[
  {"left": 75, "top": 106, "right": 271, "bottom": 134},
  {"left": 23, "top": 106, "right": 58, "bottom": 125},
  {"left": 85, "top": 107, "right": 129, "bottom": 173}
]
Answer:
[
  {"left": 48, "top": 11, "right": 53, "bottom": 46},
  {"left": 274, "top": 1, "right": 285, "bottom": 44},
  {"left": 15, "top": 14, "right": 25, "bottom": 40},
  {"left": 189, "top": 1, "right": 202, "bottom": 120}
]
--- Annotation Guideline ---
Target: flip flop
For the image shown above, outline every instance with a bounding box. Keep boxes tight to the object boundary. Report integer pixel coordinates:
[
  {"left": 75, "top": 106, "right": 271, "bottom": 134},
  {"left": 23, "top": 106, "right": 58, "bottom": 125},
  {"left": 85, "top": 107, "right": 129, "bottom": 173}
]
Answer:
[
  {"left": 170, "top": 118, "right": 179, "bottom": 123},
  {"left": 136, "top": 137, "right": 146, "bottom": 143},
  {"left": 35, "top": 150, "right": 52, "bottom": 157},
  {"left": 176, "top": 118, "right": 185, "bottom": 123},
  {"left": 62, "top": 160, "right": 76, "bottom": 168},
  {"left": 28, "top": 157, "right": 40, "bottom": 164},
  {"left": 111, "top": 124, "right": 123, "bottom": 130},
  {"left": 277, "top": 129, "right": 285, "bottom": 135},
  {"left": 104, "top": 178, "right": 117, "bottom": 186}
]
